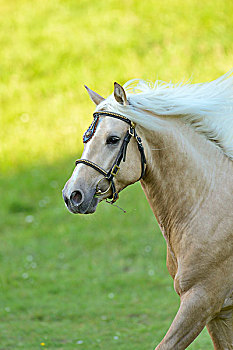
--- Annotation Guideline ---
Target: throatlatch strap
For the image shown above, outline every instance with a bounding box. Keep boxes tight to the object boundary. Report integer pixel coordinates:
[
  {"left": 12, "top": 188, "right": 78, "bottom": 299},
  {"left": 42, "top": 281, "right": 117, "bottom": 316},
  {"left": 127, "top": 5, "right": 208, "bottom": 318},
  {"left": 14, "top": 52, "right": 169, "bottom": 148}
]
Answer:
[{"left": 135, "top": 135, "right": 147, "bottom": 179}]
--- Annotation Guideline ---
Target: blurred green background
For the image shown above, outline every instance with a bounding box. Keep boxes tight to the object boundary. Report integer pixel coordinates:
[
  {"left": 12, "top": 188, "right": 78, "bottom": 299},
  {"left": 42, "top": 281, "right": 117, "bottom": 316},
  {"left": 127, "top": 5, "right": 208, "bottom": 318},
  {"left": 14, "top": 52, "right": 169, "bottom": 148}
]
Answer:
[{"left": 0, "top": 0, "right": 232, "bottom": 348}]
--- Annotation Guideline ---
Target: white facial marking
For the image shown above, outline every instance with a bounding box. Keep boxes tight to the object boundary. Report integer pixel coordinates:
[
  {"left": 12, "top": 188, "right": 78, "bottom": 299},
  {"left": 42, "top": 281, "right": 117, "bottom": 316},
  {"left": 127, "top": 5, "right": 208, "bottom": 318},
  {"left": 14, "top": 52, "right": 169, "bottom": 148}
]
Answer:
[{"left": 68, "top": 141, "right": 92, "bottom": 193}]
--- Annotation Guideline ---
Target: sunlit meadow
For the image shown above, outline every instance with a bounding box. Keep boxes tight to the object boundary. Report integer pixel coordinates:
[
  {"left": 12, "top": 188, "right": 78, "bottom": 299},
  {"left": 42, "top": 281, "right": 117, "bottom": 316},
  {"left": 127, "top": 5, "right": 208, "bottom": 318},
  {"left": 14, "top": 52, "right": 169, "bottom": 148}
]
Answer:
[{"left": 0, "top": 0, "right": 232, "bottom": 348}]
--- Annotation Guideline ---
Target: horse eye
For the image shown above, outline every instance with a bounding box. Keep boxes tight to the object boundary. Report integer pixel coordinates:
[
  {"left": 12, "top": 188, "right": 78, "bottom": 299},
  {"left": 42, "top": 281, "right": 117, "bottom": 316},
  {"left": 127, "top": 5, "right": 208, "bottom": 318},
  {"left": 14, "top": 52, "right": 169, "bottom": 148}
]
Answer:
[{"left": 106, "top": 136, "right": 120, "bottom": 145}]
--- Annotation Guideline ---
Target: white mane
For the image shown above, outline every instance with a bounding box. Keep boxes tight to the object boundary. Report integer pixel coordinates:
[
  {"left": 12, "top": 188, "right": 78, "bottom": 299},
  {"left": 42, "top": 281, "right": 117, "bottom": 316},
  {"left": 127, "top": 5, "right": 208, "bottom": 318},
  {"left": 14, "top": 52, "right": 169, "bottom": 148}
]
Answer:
[{"left": 96, "top": 70, "right": 233, "bottom": 160}]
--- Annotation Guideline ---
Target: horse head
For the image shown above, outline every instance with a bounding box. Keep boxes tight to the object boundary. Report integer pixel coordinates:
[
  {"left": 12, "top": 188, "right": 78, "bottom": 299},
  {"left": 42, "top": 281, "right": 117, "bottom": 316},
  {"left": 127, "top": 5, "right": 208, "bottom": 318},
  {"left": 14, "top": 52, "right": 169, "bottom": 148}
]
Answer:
[{"left": 62, "top": 83, "right": 145, "bottom": 214}]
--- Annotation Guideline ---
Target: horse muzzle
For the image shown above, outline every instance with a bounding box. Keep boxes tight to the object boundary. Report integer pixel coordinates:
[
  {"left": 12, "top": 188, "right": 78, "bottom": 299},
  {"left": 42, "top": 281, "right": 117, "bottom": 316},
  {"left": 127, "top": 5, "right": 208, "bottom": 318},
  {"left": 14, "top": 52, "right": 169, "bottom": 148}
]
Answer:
[{"left": 62, "top": 186, "right": 99, "bottom": 214}]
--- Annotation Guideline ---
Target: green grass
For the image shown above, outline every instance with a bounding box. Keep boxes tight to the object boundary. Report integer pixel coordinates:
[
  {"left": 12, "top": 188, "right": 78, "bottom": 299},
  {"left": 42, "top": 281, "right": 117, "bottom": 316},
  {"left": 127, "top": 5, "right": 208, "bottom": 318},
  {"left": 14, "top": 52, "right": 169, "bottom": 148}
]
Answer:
[
  {"left": 0, "top": 160, "right": 213, "bottom": 349},
  {"left": 0, "top": 0, "right": 232, "bottom": 348}
]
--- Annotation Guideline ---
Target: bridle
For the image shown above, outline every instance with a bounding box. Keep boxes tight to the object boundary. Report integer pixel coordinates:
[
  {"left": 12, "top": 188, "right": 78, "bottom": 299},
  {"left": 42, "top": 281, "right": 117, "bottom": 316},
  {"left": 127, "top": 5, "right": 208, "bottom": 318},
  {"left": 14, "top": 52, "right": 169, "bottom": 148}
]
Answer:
[{"left": 75, "top": 111, "right": 147, "bottom": 203}]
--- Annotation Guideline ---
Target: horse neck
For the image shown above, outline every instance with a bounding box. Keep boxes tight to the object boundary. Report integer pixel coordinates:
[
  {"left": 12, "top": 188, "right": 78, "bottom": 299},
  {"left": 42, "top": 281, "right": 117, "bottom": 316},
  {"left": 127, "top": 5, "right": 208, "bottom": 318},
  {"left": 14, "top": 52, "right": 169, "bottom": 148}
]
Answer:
[{"left": 138, "top": 119, "right": 224, "bottom": 242}]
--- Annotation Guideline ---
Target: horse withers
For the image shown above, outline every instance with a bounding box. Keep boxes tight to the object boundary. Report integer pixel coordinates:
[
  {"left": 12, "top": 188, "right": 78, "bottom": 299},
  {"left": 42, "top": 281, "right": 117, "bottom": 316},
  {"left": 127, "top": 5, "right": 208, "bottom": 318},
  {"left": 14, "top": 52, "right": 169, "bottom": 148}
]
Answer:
[{"left": 63, "top": 73, "right": 233, "bottom": 349}]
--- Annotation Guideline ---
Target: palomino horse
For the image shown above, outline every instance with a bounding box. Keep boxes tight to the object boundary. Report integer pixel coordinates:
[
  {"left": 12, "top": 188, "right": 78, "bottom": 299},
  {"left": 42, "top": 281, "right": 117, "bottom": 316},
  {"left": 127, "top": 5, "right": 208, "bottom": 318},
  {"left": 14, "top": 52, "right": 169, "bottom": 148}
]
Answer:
[{"left": 63, "top": 72, "right": 233, "bottom": 349}]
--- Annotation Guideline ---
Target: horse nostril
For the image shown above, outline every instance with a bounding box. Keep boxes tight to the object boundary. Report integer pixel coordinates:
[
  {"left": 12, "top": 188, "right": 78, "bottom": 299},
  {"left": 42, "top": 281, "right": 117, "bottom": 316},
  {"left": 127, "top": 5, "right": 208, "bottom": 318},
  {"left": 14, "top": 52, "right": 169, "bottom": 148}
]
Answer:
[{"left": 70, "top": 190, "right": 84, "bottom": 206}]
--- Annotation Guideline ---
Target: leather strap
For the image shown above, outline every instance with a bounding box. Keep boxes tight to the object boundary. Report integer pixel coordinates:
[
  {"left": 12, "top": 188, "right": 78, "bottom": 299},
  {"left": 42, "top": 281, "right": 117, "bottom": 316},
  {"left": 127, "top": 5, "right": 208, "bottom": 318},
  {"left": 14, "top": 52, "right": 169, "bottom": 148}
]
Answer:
[{"left": 75, "top": 159, "right": 107, "bottom": 177}]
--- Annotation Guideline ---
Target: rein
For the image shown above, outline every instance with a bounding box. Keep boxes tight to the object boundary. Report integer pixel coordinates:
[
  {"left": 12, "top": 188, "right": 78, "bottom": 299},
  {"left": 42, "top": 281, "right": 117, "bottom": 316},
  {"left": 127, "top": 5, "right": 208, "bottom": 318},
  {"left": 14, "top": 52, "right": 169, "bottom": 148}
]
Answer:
[{"left": 75, "top": 111, "right": 147, "bottom": 203}]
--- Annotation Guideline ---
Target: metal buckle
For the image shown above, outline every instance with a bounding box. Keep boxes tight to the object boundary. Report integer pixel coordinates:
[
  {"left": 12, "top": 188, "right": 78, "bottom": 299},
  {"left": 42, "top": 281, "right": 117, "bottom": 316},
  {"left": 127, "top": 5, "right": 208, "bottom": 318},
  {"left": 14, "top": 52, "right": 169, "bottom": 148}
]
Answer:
[
  {"left": 112, "top": 192, "right": 119, "bottom": 201},
  {"left": 129, "top": 126, "right": 135, "bottom": 137},
  {"left": 136, "top": 135, "right": 142, "bottom": 144},
  {"left": 110, "top": 164, "right": 120, "bottom": 176}
]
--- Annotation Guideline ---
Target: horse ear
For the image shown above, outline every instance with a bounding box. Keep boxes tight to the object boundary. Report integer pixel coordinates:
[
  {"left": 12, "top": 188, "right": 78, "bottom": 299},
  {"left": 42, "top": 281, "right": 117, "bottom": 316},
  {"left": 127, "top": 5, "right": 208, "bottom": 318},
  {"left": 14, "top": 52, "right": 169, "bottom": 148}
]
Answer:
[
  {"left": 84, "top": 85, "right": 105, "bottom": 105},
  {"left": 114, "top": 82, "right": 128, "bottom": 105}
]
